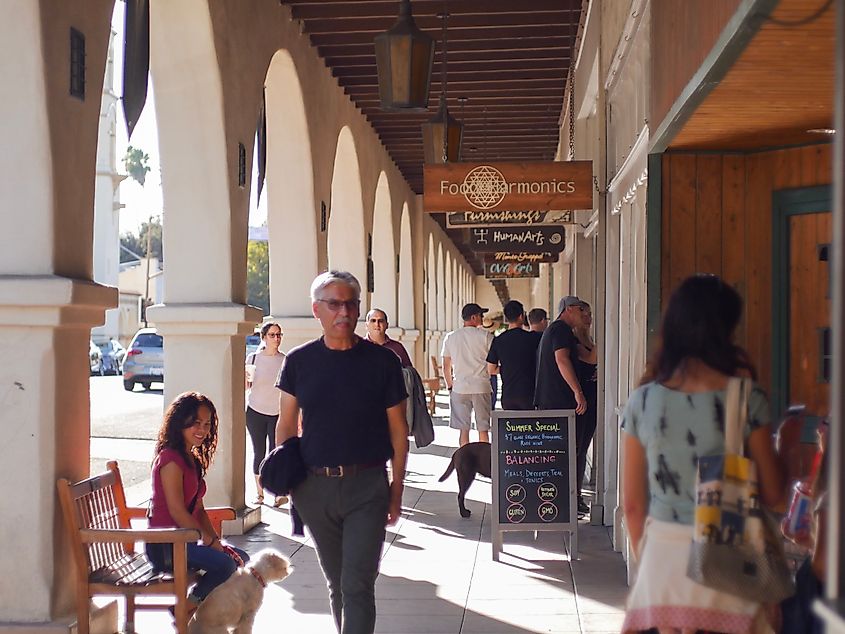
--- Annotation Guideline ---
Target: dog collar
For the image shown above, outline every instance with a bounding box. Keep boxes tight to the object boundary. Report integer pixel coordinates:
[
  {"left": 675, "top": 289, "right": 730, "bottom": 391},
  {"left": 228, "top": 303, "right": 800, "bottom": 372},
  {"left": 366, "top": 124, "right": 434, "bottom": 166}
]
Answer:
[{"left": 249, "top": 568, "right": 267, "bottom": 588}]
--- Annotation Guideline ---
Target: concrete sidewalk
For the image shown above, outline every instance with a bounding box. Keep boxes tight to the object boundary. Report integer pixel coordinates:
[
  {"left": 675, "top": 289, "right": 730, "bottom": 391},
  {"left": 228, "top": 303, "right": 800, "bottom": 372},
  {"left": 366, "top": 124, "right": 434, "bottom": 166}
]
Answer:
[{"left": 132, "top": 413, "right": 629, "bottom": 633}]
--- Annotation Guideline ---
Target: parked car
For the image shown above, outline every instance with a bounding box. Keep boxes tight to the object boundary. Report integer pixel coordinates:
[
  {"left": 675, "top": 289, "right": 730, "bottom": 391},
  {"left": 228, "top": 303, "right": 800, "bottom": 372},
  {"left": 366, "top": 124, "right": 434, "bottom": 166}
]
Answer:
[
  {"left": 246, "top": 333, "right": 261, "bottom": 358},
  {"left": 122, "top": 328, "right": 164, "bottom": 391},
  {"left": 96, "top": 339, "right": 126, "bottom": 375},
  {"left": 89, "top": 340, "right": 103, "bottom": 376}
]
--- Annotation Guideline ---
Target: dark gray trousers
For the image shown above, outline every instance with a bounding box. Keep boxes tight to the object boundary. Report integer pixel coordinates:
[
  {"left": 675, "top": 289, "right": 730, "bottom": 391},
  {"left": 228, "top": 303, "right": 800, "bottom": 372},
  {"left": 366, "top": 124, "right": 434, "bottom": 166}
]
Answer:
[{"left": 291, "top": 467, "right": 389, "bottom": 634}]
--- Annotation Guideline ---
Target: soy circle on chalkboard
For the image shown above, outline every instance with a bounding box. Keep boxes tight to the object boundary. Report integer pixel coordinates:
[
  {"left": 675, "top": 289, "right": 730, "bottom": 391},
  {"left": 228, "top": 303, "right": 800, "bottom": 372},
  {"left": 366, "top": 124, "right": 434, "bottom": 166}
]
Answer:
[
  {"left": 538, "top": 502, "right": 558, "bottom": 522},
  {"left": 537, "top": 482, "right": 558, "bottom": 501},
  {"left": 506, "top": 484, "right": 526, "bottom": 504},
  {"left": 506, "top": 503, "right": 527, "bottom": 523}
]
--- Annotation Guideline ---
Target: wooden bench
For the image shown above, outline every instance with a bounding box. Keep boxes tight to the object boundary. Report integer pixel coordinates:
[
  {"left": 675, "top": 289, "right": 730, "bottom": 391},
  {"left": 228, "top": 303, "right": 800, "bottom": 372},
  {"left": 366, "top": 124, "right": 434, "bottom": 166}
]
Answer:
[
  {"left": 423, "top": 354, "right": 447, "bottom": 415},
  {"left": 57, "top": 461, "right": 235, "bottom": 634}
]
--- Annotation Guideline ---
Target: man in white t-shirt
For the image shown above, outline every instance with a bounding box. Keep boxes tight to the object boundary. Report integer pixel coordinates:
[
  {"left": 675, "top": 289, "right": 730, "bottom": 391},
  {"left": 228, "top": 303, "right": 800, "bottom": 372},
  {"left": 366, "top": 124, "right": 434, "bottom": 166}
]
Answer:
[{"left": 441, "top": 303, "right": 494, "bottom": 446}]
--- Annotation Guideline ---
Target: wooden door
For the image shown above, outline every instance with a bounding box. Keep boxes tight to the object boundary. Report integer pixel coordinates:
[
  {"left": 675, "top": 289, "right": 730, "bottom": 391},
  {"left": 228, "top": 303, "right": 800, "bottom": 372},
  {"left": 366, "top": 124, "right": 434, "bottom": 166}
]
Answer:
[{"left": 787, "top": 211, "right": 832, "bottom": 417}]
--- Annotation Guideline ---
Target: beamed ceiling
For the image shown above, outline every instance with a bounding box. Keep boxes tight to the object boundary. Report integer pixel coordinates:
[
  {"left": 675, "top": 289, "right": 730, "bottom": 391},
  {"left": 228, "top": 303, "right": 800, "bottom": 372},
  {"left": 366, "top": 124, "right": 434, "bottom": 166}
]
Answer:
[{"left": 284, "top": 0, "right": 582, "bottom": 280}]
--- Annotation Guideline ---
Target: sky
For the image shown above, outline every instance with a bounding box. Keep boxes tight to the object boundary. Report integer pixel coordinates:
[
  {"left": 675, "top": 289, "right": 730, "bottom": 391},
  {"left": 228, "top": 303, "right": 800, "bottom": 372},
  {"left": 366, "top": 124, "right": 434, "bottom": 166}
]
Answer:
[{"left": 109, "top": 4, "right": 267, "bottom": 237}]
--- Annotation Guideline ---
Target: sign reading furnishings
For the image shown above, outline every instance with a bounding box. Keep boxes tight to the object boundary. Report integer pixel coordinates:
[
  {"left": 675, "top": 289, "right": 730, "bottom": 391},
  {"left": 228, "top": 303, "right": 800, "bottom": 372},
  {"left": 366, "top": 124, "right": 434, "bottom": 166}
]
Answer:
[
  {"left": 446, "top": 210, "right": 574, "bottom": 228},
  {"left": 424, "top": 161, "right": 592, "bottom": 212}
]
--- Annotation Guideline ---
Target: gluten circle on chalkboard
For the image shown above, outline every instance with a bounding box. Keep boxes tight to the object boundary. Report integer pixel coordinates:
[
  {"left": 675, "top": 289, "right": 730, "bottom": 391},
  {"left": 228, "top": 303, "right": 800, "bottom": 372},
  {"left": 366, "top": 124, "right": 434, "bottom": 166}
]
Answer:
[
  {"left": 538, "top": 482, "right": 558, "bottom": 501},
  {"left": 506, "top": 503, "right": 527, "bottom": 523},
  {"left": 538, "top": 502, "right": 558, "bottom": 522},
  {"left": 506, "top": 484, "right": 526, "bottom": 504}
]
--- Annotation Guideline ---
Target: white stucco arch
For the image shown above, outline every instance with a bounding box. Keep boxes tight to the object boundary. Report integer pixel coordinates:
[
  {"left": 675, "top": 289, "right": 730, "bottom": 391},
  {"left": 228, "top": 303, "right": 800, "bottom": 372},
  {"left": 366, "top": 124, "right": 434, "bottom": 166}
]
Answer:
[
  {"left": 265, "top": 49, "right": 318, "bottom": 317},
  {"left": 436, "top": 243, "right": 445, "bottom": 331},
  {"left": 370, "top": 172, "right": 395, "bottom": 319},
  {"left": 445, "top": 253, "right": 453, "bottom": 331},
  {"left": 327, "top": 126, "right": 367, "bottom": 297},
  {"left": 427, "top": 235, "right": 436, "bottom": 330},
  {"left": 398, "top": 203, "right": 414, "bottom": 329}
]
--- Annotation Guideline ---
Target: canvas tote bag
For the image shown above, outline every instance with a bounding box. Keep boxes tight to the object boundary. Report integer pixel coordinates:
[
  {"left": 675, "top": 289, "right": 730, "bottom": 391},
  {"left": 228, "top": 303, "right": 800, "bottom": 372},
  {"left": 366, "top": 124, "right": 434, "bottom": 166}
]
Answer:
[{"left": 686, "top": 377, "right": 794, "bottom": 603}]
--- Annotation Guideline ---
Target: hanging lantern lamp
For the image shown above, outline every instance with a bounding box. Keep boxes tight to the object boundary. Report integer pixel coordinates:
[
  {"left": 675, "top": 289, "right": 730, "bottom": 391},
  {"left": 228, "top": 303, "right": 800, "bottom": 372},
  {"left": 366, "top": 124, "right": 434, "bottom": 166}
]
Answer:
[
  {"left": 374, "top": 0, "right": 435, "bottom": 111},
  {"left": 421, "top": 11, "right": 462, "bottom": 163},
  {"left": 422, "top": 95, "right": 463, "bottom": 163}
]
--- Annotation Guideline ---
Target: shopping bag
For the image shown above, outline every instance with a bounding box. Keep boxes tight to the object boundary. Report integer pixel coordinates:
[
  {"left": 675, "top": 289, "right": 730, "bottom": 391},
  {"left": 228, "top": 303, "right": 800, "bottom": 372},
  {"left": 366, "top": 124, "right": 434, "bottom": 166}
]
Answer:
[{"left": 686, "top": 377, "right": 794, "bottom": 603}]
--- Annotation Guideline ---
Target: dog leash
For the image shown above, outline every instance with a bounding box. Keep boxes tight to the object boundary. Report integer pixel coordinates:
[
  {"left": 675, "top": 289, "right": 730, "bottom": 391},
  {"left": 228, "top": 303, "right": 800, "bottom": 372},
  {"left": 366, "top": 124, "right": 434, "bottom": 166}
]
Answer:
[{"left": 249, "top": 568, "right": 267, "bottom": 588}]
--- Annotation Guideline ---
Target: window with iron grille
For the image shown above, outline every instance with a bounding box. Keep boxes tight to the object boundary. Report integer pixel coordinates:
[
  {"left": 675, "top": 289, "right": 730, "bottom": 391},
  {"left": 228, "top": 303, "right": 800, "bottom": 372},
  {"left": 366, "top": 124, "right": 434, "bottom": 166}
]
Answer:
[
  {"left": 819, "top": 327, "right": 832, "bottom": 383},
  {"left": 70, "top": 28, "right": 85, "bottom": 100}
]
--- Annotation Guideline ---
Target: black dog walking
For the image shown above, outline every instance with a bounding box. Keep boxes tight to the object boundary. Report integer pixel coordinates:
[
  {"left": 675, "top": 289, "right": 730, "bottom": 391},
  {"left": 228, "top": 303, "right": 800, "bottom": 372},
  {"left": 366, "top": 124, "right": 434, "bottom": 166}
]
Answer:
[{"left": 438, "top": 442, "right": 491, "bottom": 518}]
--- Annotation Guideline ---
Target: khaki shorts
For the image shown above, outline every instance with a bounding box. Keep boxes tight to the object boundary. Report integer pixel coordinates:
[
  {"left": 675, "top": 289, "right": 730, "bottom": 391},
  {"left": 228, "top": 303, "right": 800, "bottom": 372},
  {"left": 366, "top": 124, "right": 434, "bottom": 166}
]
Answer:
[{"left": 449, "top": 392, "right": 492, "bottom": 432}]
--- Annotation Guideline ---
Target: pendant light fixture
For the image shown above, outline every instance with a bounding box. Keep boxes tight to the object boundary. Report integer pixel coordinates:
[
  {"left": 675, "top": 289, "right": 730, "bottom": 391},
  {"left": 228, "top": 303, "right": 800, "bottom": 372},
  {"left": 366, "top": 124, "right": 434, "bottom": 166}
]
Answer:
[
  {"left": 374, "top": 0, "right": 435, "bottom": 111},
  {"left": 422, "top": 9, "right": 463, "bottom": 164}
]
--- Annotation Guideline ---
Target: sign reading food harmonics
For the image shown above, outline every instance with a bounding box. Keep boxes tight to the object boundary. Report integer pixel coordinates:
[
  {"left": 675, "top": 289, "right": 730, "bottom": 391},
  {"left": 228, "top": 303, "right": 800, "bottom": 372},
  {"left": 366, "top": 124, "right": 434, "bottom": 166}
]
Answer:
[
  {"left": 484, "top": 261, "right": 541, "bottom": 279},
  {"left": 424, "top": 161, "right": 592, "bottom": 212},
  {"left": 469, "top": 226, "right": 565, "bottom": 254},
  {"left": 445, "top": 210, "right": 573, "bottom": 228}
]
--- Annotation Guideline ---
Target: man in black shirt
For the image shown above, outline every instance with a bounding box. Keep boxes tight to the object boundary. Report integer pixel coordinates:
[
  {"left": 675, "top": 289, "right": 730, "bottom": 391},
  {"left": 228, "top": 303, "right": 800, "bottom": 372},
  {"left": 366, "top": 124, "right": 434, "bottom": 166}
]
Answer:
[
  {"left": 486, "top": 300, "right": 541, "bottom": 410},
  {"left": 276, "top": 271, "right": 408, "bottom": 634},
  {"left": 534, "top": 296, "right": 587, "bottom": 414}
]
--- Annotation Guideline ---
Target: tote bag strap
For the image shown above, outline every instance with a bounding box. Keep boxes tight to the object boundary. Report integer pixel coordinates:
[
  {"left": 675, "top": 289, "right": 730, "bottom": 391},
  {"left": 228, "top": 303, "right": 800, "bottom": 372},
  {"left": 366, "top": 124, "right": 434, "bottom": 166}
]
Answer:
[{"left": 724, "top": 377, "right": 751, "bottom": 455}]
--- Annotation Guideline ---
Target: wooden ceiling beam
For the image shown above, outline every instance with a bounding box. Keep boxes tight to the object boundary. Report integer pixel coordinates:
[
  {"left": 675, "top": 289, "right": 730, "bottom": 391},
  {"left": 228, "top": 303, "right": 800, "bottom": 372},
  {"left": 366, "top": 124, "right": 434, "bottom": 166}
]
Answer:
[
  {"left": 310, "top": 25, "right": 567, "bottom": 46},
  {"left": 316, "top": 36, "right": 568, "bottom": 57},
  {"left": 333, "top": 59, "right": 568, "bottom": 76},
  {"left": 341, "top": 73, "right": 565, "bottom": 88},
  {"left": 288, "top": 0, "right": 578, "bottom": 19},
  {"left": 325, "top": 50, "right": 569, "bottom": 67},
  {"left": 302, "top": 13, "right": 575, "bottom": 34}
]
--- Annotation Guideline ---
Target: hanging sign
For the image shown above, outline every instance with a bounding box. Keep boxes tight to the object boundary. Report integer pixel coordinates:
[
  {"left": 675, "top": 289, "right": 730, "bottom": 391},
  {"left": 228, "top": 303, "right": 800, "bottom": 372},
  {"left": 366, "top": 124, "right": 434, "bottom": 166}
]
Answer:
[
  {"left": 484, "top": 252, "right": 559, "bottom": 264},
  {"left": 424, "top": 161, "right": 592, "bottom": 212},
  {"left": 484, "top": 261, "right": 541, "bottom": 279},
  {"left": 491, "top": 409, "right": 578, "bottom": 561},
  {"left": 468, "top": 226, "right": 565, "bottom": 254},
  {"left": 445, "top": 210, "right": 574, "bottom": 228}
]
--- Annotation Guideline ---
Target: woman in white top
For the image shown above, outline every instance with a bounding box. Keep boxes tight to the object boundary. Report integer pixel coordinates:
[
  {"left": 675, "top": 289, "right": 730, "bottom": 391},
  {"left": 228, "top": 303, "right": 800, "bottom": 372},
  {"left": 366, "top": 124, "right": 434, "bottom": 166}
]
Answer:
[{"left": 245, "top": 322, "right": 286, "bottom": 505}]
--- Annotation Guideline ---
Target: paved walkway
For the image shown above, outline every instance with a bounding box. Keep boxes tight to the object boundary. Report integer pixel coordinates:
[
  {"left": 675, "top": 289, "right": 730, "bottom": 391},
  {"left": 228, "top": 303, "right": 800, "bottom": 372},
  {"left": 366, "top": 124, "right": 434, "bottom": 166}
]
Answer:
[{"left": 126, "top": 404, "right": 629, "bottom": 633}]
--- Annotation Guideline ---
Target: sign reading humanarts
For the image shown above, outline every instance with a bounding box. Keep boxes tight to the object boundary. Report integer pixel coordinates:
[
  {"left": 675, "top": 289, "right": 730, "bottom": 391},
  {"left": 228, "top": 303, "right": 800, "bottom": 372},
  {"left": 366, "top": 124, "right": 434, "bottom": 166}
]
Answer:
[{"left": 424, "top": 161, "right": 592, "bottom": 212}]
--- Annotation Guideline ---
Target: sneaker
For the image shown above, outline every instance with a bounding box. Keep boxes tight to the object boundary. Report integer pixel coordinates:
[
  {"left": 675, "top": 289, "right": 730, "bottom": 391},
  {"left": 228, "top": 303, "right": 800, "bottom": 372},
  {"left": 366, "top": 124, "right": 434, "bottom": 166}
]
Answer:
[{"left": 578, "top": 499, "right": 590, "bottom": 516}]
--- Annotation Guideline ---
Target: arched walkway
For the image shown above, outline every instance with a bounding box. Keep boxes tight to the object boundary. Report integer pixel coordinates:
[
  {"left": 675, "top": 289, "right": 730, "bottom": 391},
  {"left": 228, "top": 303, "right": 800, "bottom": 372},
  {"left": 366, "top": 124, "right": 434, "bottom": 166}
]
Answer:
[
  {"left": 327, "top": 126, "right": 367, "bottom": 300},
  {"left": 444, "top": 253, "right": 453, "bottom": 331},
  {"left": 427, "top": 235, "right": 436, "bottom": 331},
  {"left": 436, "top": 243, "right": 445, "bottom": 332},
  {"left": 371, "top": 172, "right": 396, "bottom": 318},
  {"left": 265, "top": 49, "right": 318, "bottom": 318}
]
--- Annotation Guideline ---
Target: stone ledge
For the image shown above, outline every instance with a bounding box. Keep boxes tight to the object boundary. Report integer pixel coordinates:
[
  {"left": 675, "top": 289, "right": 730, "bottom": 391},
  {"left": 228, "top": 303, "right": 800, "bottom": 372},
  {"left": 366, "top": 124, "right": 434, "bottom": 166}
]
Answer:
[
  {"left": 221, "top": 504, "right": 263, "bottom": 536},
  {"left": 0, "top": 275, "right": 117, "bottom": 328},
  {"left": 147, "top": 302, "right": 264, "bottom": 336}
]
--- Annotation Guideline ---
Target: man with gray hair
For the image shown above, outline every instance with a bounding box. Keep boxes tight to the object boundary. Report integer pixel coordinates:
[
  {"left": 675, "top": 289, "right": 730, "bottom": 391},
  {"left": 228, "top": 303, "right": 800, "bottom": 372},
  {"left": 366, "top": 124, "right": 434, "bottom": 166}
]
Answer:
[
  {"left": 275, "top": 270, "right": 408, "bottom": 633},
  {"left": 534, "top": 295, "right": 587, "bottom": 415}
]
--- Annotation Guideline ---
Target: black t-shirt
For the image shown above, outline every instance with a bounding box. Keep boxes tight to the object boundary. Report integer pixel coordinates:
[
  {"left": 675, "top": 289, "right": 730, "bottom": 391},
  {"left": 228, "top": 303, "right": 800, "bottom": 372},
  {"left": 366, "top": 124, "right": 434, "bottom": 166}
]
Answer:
[
  {"left": 534, "top": 319, "right": 579, "bottom": 409},
  {"left": 276, "top": 337, "right": 407, "bottom": 467},
  {"left": 486, "top": 328, "right": 541, "bottom": 405}
]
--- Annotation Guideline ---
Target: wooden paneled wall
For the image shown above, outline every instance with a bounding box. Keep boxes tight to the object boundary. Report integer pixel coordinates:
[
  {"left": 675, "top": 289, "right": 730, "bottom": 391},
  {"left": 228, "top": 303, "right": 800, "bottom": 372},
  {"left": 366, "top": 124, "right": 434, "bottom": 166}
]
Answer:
[
  {"left": 659, "top": 144, "right": 832, "bottom": 395},
  {"left": 650, "top": 0, "right": 742, "bottom": 132}
]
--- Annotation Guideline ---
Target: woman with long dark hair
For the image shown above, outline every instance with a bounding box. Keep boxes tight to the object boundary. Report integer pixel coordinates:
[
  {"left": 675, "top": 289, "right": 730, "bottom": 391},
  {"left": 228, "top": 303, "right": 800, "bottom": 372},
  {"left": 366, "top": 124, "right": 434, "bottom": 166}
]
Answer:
[
  {"left": 621, "top": 275, "right": 784, "bottom": 633},
  {"left": 146, "top": 392, "right": 248, "bottom": 614}
]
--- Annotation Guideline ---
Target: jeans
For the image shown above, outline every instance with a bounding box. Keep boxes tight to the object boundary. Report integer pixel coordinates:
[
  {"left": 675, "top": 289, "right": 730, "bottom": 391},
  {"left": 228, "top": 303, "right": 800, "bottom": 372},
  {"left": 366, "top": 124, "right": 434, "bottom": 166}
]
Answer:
[
  {"left": 146, "top": 542, "right": 250, "bottom": 602},
  {"left": 292, "top": 467, "right": 389, "bottom": 634},
  {"left": 575, "top": 381, "right": 598, "bottom": 501}
]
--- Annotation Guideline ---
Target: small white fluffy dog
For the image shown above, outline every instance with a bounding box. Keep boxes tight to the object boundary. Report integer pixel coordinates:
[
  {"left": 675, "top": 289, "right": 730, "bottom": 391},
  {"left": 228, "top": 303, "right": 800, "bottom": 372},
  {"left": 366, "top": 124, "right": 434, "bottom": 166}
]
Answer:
[{"left": 188, "top": 548, "right": 292, "bottom": 634}]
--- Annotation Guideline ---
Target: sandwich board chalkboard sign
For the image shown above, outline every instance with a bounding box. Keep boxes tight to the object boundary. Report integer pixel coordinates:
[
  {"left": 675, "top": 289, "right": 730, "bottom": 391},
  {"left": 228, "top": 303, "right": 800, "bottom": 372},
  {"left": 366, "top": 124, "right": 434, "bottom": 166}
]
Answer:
[{"left": 491, "top": 409, "right": 577, "bottom": 561}]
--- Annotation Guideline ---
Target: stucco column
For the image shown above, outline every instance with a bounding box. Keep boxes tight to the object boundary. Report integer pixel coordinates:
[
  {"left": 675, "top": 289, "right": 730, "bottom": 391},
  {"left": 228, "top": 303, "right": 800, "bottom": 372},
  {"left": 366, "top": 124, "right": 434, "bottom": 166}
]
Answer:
[
  {"left": 0, "top": 279, "right": 117, "bottom": 630},
  {"left": 147, "top": 303, "right": 262, "bottom": 534}
]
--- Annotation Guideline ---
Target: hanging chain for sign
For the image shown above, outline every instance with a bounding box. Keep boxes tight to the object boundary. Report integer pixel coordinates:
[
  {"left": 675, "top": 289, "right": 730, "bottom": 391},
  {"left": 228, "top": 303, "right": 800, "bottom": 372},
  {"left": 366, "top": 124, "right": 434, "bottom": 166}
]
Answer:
[
  {"left": 440, "top": 8, "right": 450, "bottom": 164},
  {"left": 568, "top": 6, "right": 576, "bottom": 161}
]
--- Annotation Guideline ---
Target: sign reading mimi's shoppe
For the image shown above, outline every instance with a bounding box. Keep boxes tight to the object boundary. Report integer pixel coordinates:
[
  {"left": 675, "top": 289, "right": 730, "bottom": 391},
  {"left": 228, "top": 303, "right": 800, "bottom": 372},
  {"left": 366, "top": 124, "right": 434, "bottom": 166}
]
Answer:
[
  {"left": 468, "top": 226, "right": 565, "bottom": 254},
  {"left": 446, "top": 210, "right": 574, "bottom": 228},
  {"left": 483, "top": 252, "right": 559, "bottom": 264},
  {"left": 424, "top": 161, "right": 592, "bottom": 212}
]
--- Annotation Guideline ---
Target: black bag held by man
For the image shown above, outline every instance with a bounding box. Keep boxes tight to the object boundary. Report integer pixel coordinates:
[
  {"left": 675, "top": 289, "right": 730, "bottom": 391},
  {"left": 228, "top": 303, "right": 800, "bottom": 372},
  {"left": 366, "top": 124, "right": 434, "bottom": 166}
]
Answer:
[{"left": 259, "top": 436, "right": 307, "bottom": 496}]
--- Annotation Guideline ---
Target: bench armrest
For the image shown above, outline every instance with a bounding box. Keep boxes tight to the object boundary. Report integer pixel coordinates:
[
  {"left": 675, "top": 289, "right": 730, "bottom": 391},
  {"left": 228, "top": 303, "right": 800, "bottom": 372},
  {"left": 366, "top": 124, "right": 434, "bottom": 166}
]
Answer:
[
  {"left": 205, "top": 507, "right": 236, "bottom": 521},
  {"left": 80, "top": 527, "right": 200, "bottom": 544}
]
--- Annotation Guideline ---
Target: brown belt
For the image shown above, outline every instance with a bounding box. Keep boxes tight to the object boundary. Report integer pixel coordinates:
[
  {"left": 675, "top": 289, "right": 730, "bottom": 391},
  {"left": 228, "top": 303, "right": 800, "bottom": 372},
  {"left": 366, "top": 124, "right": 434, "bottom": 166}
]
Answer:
[{"left": 308, "top": 462, "right": 384, "bottom": 478}]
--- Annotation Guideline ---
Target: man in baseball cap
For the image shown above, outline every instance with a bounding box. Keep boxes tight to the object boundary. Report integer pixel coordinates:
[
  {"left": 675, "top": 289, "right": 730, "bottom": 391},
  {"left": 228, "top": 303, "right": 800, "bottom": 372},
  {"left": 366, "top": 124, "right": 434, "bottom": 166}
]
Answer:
[
  {"left": 460, "top": 303, "right": 489, "bottom": 321},
  {"left": 534, "top": 294, "right": 588, "bottom": 512},
  {"left": 441, "top": 303, "right": 494, "bottom": 446}
]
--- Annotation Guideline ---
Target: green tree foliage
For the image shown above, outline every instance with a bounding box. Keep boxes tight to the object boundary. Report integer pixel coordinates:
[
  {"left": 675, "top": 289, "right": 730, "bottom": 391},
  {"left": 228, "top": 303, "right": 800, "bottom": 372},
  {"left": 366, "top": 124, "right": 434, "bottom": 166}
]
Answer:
[
  {"left": 120, "top": 217, "right": 163, "bottom": 263},
  {"left": 123, "top": 146, "right": 151, "bottom": 187},
  {"left": 247, "top": 240, "right": 270, "bottom": 315}
]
